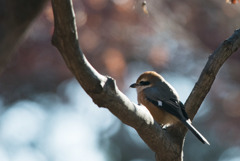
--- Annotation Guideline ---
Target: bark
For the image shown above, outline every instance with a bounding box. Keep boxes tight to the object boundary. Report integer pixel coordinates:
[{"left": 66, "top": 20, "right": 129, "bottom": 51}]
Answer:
[
  {"left": 51, "top": 0, "right": 240, "bottom": 160},
  {"left": 0, "top": 0, "right": 47, "bottom": 74},
  {"left": 185, "top": 29, "right": 240, "bottom": 120}
]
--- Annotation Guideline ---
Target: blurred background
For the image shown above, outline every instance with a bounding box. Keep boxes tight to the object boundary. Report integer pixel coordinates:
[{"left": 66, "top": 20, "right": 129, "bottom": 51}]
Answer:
[{"left": 0, "top": 0, "right": 240, "bottom": 161}]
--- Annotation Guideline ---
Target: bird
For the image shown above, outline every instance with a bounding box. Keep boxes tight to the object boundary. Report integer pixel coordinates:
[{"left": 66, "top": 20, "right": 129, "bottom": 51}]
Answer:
[{"left": 130, "top": 71, "right": 210, "bottom": 145}]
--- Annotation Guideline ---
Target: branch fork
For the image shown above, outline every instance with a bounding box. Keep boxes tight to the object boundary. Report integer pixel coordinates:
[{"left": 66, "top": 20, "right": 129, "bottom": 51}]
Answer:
[{"left": 51, "top": 0, "right": 240, "bottom": 160}]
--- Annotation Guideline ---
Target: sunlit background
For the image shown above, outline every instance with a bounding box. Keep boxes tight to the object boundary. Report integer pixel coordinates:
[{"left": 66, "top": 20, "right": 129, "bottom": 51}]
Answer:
[{"left": 1, "top": 0, "right": 240, "bottom": 161}]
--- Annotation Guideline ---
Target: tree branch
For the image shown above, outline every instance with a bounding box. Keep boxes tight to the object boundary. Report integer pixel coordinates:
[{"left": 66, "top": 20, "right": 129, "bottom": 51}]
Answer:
[
  {"left": 51, "top": 0, "right": 183, "bottom": 160},
  {"left": 51, "top": 0, "right": 240, "bottom": 160},
  {"left": 185, "top": 29, "right": 240, "bottom": 120}
]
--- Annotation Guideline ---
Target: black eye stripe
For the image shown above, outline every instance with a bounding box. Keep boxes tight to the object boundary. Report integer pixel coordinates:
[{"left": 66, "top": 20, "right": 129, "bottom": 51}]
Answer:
[{"left": 139, "top": 81, "right": 150, "bottom": 86}]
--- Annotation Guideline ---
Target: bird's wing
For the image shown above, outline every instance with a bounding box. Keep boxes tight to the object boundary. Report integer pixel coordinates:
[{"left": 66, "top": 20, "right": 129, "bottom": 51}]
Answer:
[
  {"left": 143, "top": 87, "right": 189, "bottom": 121},
  {"left": 178, "top": 101, "right": 189, "bottom": 119},
  {"left": 143, "top": 87, "right": 172, "bottom": 101},
  {"left": 143, "top": 87, "right": 210, "bottom": 145},
  {"left": 147, "top": 97, "right": 188, "bottom": 121}
]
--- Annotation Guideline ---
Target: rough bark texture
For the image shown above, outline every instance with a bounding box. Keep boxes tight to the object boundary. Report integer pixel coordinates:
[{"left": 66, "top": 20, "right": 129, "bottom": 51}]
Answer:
[
  {"left": 0, "top": 0, "right": 47, "bottom": 74},
  {"left": 51, "top": 0, "right": 240, "bottom": 160}
]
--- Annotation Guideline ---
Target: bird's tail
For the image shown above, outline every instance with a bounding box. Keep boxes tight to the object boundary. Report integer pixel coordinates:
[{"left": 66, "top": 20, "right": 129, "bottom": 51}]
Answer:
[{"left": 183, "top": 119, "right": 210, "bottom": 145}]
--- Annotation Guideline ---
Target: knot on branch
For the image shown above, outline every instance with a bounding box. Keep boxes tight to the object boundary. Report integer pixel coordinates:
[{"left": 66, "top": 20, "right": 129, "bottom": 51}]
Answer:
[
  {"left": 91, "top": 76, "right": 118, "bottom": 107},
  {"left": 104, "top": 76, "right": 118, "bottom": 94}
]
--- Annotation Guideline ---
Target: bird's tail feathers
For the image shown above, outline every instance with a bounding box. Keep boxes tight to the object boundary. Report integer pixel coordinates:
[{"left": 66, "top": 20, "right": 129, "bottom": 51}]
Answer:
[{"left": 184, "top": 119, "right": 210, "bottom": 145}]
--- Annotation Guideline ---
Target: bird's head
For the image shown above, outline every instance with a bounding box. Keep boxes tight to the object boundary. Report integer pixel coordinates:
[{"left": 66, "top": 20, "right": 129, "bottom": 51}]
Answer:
[{"left": 130, "top": 71, "right": 165, "bottom": 92}]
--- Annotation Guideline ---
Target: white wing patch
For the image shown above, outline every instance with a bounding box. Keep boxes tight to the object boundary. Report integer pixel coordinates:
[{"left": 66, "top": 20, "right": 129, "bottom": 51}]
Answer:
[{"left": 157, "top": 100, "right": 162, "bottom": 106}]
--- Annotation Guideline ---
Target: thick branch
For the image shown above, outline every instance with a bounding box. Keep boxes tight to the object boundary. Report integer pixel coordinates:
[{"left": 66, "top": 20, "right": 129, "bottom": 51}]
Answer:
[
  {"left": 51, "top": 1, "right": 183, "bottom": 160},
  {"left": 185, "top": 29, "right": 240, "bottom": 120},
  {"left": 51, "top": 0, "right": 240, "bottom": 160}
]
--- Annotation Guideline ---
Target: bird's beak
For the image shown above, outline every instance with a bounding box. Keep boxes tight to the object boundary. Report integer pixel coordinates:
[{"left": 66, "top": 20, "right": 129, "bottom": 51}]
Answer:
[{"left": 130, "top": 83, "right": 138, "bottom": 88}]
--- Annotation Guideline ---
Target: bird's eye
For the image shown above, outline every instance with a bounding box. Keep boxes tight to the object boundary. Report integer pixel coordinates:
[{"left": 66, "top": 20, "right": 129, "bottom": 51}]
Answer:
[{"left": 139, "top": 81, "right": 150, "bottom": 86}]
